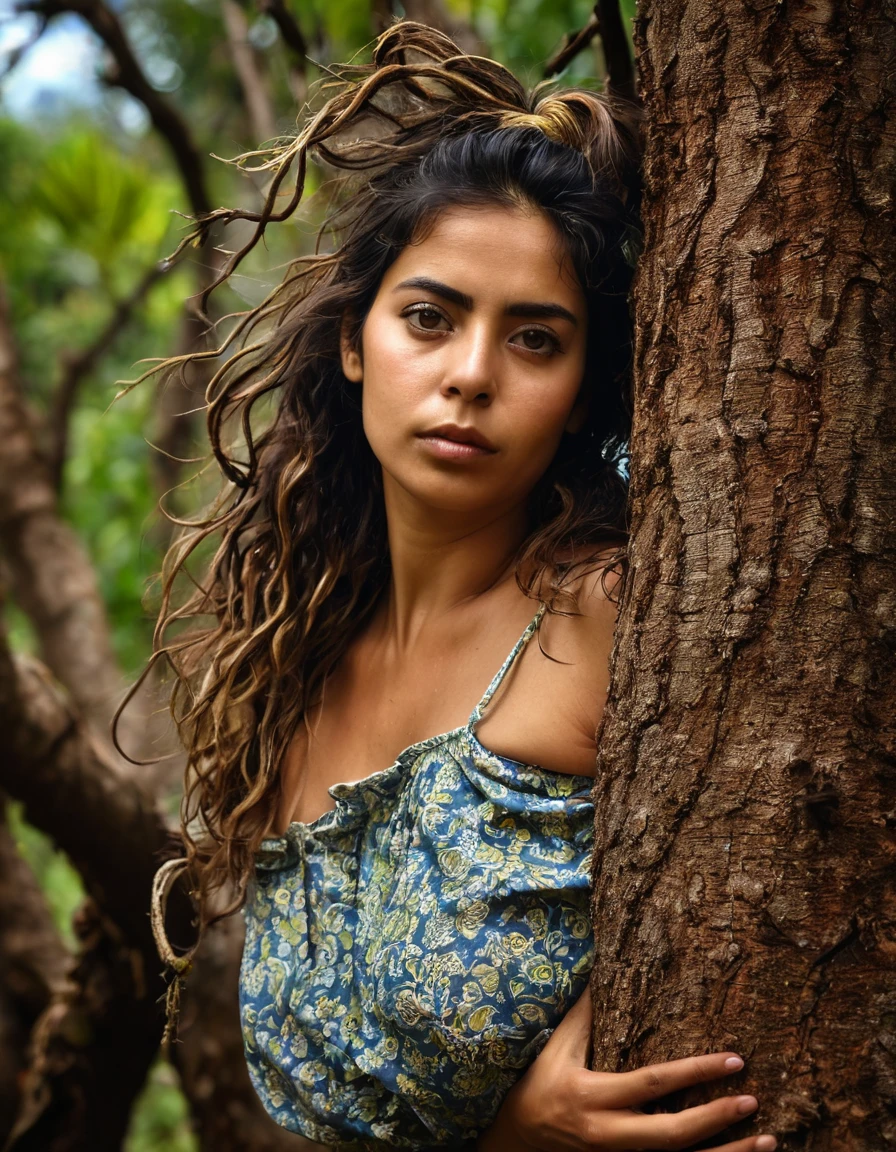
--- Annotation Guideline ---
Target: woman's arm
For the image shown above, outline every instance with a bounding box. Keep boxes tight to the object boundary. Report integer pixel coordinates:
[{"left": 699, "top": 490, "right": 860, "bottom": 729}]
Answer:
[{"left": 477, "top": 988, "right": 776, "bottom": 1152}]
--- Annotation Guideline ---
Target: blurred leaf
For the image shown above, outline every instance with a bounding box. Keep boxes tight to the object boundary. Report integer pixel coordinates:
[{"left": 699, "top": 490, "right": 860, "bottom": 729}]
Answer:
[
  {"left": 31, "top": 131, "right": 173, "bottom": 278},
  {"left": 7, "top": 800, "right": 85, "bottom": 951},
  {"left": 125, "top": 1056, "right": 199, "bottom": 1152}
]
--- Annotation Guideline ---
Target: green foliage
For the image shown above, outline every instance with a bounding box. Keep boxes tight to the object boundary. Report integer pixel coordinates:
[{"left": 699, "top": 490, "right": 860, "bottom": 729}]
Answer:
[
  {"left": 125, "top": 1057, "right": 199, "bottom": 1152},
  {"left": 30, "top": 132, "right": 170, "bottom": 286},
  {"left": 61, "top": 378, "right": 167, "bottom": 676},
  {"left": 7, "top": 801, "right": 85, "bottom": 951}
]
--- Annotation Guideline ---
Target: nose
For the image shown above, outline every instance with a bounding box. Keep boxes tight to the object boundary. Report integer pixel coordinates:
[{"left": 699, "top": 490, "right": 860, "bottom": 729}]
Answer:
[{"left": 439, "top": 324, "right": 497, "bottom": 405}]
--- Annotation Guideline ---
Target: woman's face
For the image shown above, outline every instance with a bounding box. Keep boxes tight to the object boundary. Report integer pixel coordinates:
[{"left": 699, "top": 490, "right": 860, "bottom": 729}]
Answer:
[{"left": 341, "top": 204, "right": 589, "bottom": 518}]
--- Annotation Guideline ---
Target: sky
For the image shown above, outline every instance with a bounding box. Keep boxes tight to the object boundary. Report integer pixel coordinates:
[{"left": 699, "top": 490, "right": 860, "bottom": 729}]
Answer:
[
  {"left": 0, "top": 6, "right": 104, "bottom": 118},
  {"left": 0, "top": 3, "right": 155, "bottom": 133}
]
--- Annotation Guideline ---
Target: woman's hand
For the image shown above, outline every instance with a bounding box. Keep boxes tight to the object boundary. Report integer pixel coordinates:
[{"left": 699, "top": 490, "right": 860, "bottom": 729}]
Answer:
[{"left": 477, "top": 986, "right": 776, "bottom": 1152}]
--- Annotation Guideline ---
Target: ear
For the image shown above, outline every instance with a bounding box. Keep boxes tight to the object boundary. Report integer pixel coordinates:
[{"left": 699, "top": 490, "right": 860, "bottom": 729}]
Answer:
[
  {"left": 564, "top": 392, "right": 588, "bottom": 435},
  {"left": 340, "top": 312, "right": 364, "bottom": 383}
]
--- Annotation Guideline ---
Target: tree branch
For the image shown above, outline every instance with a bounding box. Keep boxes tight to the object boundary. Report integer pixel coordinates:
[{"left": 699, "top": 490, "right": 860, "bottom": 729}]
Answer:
[
  {"left": 0, "top": 799, "right": 70, "bottom": 1141},
  {"left": 5, "top": 900, "right": 163, "bottom": 1152},
  {"left": 0, "top": 13, "right": 48, "bottom": 82},
  {"left": 0, "top": 652, "right": 190, "bottom": 954},
  {"left": 544, "top": 0, "right": 637, "bottom": 105},
  {"left": 544, "top": 5, "right": 601, "bottom": 78},
  {"left": 256, "top": 0, "right": 313, "bottom": 104},
  {"left": 222, "top": 0, "right": 277, "bottom": 144},
  {"left": 48, "top": 260, "right": 168, "bottom": 494},
  {"left": 0, "top": 624, "right": 300, "bottom": 1152},
  {"left": 0, "top": 278, "right": 178, "bottom": 785},
  {"left": 596, "top": 0, "right": 637, "bottom": 103},
  {"left": 21, "top": 0, "right": 211, "bottom": 216},
  {"left": 257, "top": 0, "right": 308, "bottom": 66},
  {"left": 0, "top": 616, "right": 195, "bottom": 1150}
]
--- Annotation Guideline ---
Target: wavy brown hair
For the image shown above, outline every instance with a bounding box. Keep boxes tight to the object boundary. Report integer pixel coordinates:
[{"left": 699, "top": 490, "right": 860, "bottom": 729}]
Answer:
[{"left": 120, "top": 22, "right": 643, "bottom": 956}]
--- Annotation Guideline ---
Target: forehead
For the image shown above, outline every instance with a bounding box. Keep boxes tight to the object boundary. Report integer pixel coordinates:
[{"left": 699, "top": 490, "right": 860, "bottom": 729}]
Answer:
[{"left": 380, "top": 204, "right": 585, "bottom": 310}]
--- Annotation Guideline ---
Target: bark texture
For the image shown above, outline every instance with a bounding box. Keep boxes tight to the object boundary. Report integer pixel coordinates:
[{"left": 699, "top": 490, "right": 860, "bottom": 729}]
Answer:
[
  {"left": 0, "top": 634, "right": 190, "bottom": 1151},
  {"left": 591, "top": 2, "right": 896, "bottom": 1149},
  {"left": 0, "top": 801, "right": 69, "bottom": 1142},
  {"left": 0, "top": 633, "right": 298, "bottom": 1151},
  {"left": 0, "top": 280, "right": 174, "bottom": 787}
]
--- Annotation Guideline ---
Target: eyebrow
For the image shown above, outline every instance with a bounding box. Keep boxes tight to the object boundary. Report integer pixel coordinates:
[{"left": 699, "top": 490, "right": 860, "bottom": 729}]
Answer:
[{"left": 393, "top": 276, "right": 578, "bottom": 327}]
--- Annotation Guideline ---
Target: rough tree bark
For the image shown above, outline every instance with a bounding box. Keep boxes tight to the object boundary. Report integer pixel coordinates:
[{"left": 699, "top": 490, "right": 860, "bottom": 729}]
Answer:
[
  {"left": 591, "top": 2, "right": 896, "bottom": 1150},
  {"left": 0, "top": 800, "right": 69, "bottom": 1139},
  {"left": 0, "top": 623, "right": 301, "bottom": 1152},
  {"left": 0, "top": 615, "right": 199, "bottom": 1151},
  {"left": 0, "top": 280, "right": 161, "bottom": 773}
]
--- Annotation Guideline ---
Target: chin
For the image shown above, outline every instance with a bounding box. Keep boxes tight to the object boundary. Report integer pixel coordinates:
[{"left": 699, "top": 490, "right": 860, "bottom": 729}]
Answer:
[{"left": 388, "top": 469, "right": 520, "bottom": 517}]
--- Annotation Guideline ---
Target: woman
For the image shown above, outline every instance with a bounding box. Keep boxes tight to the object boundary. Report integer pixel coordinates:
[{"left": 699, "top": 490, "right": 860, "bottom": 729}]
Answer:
[{"left": 140, "top": 22, "right": 776, "bottom": 1152}]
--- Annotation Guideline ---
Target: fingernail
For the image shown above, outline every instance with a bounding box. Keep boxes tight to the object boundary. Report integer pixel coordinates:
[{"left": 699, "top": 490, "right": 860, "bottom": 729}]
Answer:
[
  {"left": 755, "top": 1139, "right": 776, "bottom": 1151},
  {"left": 736, "top": 1095, "right": 758, "bottom": 1115},
  {"left": 724, "top": 1056, "right": 744, "bottom": 1071}
]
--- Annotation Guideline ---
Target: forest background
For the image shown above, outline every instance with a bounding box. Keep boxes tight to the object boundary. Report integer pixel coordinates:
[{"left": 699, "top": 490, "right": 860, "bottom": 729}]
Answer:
[{"left": 0, "top": 1, "right": 635, "bottom": 1148}]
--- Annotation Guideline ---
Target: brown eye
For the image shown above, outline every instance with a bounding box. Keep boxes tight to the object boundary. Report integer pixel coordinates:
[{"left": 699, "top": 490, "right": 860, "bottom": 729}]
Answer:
[
  {"left": 405, "top": 305, "right": 449, "bottom": 332},
  {"left": 511, "top": 327, "right": 561, "bottom": 356},
  {"left": 417, "top": 308, "right": 443, "bottom": 329}
]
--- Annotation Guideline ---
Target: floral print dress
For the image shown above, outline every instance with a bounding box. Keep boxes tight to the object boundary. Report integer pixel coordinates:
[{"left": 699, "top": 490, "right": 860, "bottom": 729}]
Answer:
[{"left": 239, "top": 603, "right": 595, "bottom": 1149}]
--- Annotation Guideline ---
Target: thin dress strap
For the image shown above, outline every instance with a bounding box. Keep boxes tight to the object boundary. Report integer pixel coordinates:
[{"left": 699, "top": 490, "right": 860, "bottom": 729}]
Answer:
[{"left": 468, "top": 601, "right": 546, "bottom": 729}]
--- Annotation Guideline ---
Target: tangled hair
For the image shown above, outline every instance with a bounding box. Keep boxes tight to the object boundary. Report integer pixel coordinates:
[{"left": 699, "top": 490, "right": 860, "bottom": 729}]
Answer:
[{"left": 124, "top": 22, "right": 643, "bottom": 965}]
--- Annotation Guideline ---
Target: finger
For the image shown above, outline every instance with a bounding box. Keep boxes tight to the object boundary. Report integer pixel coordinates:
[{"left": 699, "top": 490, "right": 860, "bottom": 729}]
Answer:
[
  {"left": 599, "top": 1050, "right": 747, "bottom": 1108},
  {"left": 599, "top": 1095, "right": 766, "bottom": 1151},
  {"left": 540, "top": 983, "right": 592, "bottom": 1066},
  {"left": 705, "top": 1137, "right": 777, "bottom": 1152}
]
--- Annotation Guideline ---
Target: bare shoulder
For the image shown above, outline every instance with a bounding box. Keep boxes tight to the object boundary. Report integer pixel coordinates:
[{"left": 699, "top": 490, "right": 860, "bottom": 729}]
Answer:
[
  {"left": 476, "top": 544, "right": 625, "bottom": 775},
  {"left": 545, "top": 543, "right": 625, "bottom": 636},
  {"left": 537, "top": 543, "right": 626, "bottom": 702}
]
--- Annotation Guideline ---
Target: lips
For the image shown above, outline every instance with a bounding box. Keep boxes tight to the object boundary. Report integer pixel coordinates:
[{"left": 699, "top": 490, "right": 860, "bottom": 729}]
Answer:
[{"left": 417, "top": 423, "right": 497, "bottom": 452}]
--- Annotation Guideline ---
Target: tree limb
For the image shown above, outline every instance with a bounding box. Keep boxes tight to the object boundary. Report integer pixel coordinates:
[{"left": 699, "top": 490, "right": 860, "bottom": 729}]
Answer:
[
  {"left": 257, "top": 0, "right": 308, "bottom": 66},
  {"left": 0, "top": 800, "right": 70, "bottom": 1143},
  {"left": 0, "top": 278, "right": 179, "bottom": 787},
  {"left": 596, "top": 0, "right": 637, "bottom": 103},
  {"left": 0, "top": 624, "right": 300, "bottom": 1152},
  {"left": 5, "top": 897, "right": 171, "bottom": 1152},
  {"left": 0, "top": 615, "right": 195, "bottom": 1150},
  {"left": 0, "top": 13, "right": 48, "bottom": 81},
  {"left": 544, "top": 5, "right": 601, "bottom": 78},
  {"left": 544, "top": 0, "right": 638, "bottom": 105},
  {"left": 222, "top": 0, "right": 277, "bottom": 144},
  {"left": 48, "top": 260, "right": 169, "bottom": 494},
  {"left": 0, "top": 652, "right": 191, "bottom": 954},
  {"left": 21, "top": 0, "right": 211, "bottom": 216}
]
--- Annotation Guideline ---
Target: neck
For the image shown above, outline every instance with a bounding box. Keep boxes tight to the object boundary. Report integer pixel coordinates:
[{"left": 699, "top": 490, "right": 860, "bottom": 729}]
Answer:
[{"left": 379, "top": 473, "right": 529, "bottom": 650}]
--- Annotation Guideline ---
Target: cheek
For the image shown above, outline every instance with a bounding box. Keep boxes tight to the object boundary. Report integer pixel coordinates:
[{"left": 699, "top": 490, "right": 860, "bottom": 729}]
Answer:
[
  {"left": 511, "top": 364, "right": 584, "bottom": 451},
  {"left": 358, "top": 322, "right": 429, "bottom": 447}
]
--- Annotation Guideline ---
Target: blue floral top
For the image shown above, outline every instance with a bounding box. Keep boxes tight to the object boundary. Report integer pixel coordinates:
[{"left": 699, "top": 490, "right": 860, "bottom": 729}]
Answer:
[{"left": 239, "top": 604, "right": 595, "bottom": 1149}]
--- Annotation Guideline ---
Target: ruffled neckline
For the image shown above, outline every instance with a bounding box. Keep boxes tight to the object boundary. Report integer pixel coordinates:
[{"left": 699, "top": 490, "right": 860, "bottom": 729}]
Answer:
[{"left": 257, "top": 721, "right": 594, "bottom": 854}]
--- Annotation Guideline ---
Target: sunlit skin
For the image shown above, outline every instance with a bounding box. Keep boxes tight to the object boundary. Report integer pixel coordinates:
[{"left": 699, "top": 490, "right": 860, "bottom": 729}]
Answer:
[
  {"left": 346, "top": 204, "right": 588, "bottom": 521},
  {"left": 275, "top": 204, "right": 777, "bottom": 1152},
  {"left": 341, "top": 203, "right": 590, "bottom": 650}
]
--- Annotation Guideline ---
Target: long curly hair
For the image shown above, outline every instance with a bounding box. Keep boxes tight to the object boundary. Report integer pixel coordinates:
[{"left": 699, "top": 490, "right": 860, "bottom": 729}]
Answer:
[{"left": 121, "top": 22, "right": 643, "bottom": 954}]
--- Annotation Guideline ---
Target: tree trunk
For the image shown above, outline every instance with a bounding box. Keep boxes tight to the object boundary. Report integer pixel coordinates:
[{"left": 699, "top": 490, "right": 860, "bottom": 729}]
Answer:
[
  {"left": 0, "top": 279, "right": 176, "bottom": 790},
  {"left": 0, "top": 635, "right": 191, "bottom": 1151},
  {"left": 591, "top": 3, "right": 896, "bottom": 1150},
  {"left": 0, "top": 801, "right": 70, "bottom": 1143}
]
